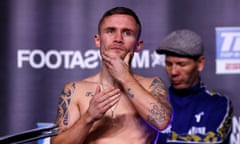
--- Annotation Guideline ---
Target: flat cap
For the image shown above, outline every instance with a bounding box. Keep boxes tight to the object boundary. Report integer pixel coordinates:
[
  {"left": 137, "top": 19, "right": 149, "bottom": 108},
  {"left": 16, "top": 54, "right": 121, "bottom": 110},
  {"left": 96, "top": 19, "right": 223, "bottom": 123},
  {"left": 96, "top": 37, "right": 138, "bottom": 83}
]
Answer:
[{"left": 156, "top": 29, "right": 203, "bottom": 57}]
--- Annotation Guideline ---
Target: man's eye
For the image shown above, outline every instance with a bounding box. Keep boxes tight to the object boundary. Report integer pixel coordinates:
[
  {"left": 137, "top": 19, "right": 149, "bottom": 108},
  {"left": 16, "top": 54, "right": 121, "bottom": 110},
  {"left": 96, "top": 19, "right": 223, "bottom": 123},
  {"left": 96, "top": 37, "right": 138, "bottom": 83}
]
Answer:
[
  {"left": 179, "top": 63, "right": 186, "bottom": 67},
  {"left": 165, "top": 62, "right": 171, "bottom": 67},
  {"left": 123, "top": 31, "right": 132, "bottom": 36},
  {"left": 107, "top": 29, "right": 114, "bottom": 33}
]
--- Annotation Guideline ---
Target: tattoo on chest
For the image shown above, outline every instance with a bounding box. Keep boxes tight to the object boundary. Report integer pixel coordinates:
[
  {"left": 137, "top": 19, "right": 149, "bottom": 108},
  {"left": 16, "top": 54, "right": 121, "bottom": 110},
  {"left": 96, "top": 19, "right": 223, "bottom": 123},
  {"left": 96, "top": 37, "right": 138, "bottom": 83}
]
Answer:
[
  {"left": 56, "top": 82, "right": 76, "bottom": 126},
  {"left": 85, "top": 91, "right": 94, "bottom": 97}
]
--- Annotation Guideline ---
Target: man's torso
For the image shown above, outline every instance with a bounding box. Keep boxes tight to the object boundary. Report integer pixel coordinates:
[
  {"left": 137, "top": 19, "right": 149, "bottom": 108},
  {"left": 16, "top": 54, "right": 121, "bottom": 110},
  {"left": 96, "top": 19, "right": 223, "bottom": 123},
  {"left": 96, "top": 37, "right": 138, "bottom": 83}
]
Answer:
[{"left": 72, "top": 74, "right": 157, "bottom": 144}]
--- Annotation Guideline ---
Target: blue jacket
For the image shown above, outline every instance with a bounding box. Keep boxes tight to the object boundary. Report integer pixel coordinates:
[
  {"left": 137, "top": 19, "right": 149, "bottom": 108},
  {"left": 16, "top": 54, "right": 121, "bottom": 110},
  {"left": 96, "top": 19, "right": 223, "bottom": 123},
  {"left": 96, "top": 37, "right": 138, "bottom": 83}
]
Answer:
[{"left": 157, "top": 81, "right": 233, "bottom": 144}]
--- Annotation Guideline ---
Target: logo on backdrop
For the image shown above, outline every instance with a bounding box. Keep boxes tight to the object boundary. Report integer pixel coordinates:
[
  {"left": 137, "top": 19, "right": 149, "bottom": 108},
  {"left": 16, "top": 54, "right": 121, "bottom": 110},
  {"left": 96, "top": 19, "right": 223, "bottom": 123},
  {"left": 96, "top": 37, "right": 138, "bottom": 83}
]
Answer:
[
  {"left": 17, "top": 49, "right": 165, "bottom": 69},
  {"left": 216, "top": 27, "right": 240, "bottom": 74}
]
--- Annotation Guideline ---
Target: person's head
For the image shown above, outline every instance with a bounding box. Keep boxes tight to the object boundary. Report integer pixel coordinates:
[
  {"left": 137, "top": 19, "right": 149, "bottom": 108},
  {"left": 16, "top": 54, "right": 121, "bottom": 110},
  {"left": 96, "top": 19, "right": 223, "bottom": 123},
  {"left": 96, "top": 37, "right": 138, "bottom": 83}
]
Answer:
[
  {"left": 156, "top": 29, "right": 205, "bottom": 90},
  {"left": 94, "top": 7, "right": 143, "bottom": 60},
  {"left": 97, "top": 7, "right": 142, "bottom": 39}
]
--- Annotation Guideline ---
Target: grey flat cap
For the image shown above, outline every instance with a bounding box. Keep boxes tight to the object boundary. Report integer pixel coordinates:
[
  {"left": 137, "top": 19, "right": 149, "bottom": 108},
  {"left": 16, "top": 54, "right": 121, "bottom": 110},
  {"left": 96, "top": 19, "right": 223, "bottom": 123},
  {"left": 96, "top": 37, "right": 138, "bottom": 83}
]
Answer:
[{"left": 156, "top": 29, "right": 203, "bottom": 57}]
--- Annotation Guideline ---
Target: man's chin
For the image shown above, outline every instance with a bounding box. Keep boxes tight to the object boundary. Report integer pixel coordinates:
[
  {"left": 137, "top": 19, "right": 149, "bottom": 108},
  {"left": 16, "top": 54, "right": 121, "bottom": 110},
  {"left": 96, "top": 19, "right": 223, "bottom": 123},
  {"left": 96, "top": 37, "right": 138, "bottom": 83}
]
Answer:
[
  {"left": 108, "top": 50, "right": 125, "bottom": 58},
  {"left": 172, "top": 84, "right": 187, "bottom": 90}
]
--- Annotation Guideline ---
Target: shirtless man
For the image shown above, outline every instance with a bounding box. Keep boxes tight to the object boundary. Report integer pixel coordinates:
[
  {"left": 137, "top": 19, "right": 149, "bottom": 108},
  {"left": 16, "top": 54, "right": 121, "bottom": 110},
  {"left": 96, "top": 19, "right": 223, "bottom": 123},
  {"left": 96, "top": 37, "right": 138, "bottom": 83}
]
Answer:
[{"left": 51, "top": 7, "right": 172, "bottom": 144}]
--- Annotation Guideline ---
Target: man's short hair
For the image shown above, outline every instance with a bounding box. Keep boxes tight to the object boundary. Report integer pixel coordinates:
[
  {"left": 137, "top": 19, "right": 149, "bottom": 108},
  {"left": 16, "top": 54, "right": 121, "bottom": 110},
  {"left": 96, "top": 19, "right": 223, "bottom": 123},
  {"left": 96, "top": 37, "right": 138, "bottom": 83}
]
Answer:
[{"left": 98, "top": 7, "right": 142, "bottom": 39}]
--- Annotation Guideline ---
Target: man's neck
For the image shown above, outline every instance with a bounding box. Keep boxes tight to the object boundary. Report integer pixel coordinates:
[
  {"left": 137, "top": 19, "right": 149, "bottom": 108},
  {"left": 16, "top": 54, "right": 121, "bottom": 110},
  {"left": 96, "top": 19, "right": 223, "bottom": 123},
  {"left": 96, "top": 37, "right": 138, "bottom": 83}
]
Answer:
[{"left": 99, "top": 67, "right": 119, "bottom": 89}]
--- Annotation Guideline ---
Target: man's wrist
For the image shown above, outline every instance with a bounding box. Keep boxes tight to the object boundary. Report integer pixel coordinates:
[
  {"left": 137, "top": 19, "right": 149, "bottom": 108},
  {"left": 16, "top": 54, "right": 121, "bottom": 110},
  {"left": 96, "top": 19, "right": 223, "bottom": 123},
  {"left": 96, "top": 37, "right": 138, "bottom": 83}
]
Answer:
[
  {"left": 118, "top": 73, "right": 136, "bottom": 85},
  {"left": 84, "top": 111, "right": 95, "bottom": 125}
]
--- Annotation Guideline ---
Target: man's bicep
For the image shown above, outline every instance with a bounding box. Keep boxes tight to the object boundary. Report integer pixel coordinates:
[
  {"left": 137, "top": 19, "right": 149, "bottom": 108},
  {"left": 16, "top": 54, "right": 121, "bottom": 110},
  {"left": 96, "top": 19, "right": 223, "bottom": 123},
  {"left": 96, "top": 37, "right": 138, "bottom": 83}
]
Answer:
[{"left": 55, "top": 82, "right": 78, "bottom": 131}]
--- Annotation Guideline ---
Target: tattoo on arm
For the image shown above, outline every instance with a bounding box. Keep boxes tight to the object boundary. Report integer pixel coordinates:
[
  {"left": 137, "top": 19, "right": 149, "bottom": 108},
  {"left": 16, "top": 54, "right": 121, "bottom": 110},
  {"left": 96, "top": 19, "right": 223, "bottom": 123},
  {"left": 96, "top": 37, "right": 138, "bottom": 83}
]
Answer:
[
  {"left": 150, "top": 78, "right": 167, "bottom": 99},
  {"left": 56, "top": 82, "right": 76, "bottom": 126},
  {"left": 147, "top": 77, "right": 171, "bottom": 127},
  {"left": 147, "top": 103, "right": 169, "bottom": 126},
  {"left": 127, "top": 88, "right": 134, "bottom": 98}
]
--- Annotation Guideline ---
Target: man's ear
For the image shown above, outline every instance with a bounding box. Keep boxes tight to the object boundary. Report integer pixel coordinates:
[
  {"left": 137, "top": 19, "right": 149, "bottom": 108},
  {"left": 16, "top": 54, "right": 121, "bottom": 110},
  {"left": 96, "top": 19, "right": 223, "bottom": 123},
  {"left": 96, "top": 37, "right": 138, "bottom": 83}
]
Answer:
[
  {"left": 134, "top": 39, "right": 143, "bottom": 52},
  {"left": 94, "top": 34, "right": 100, "bottom": 48},
  {"left": 197, "top": 56, "right": 205, "bottom": 72}
]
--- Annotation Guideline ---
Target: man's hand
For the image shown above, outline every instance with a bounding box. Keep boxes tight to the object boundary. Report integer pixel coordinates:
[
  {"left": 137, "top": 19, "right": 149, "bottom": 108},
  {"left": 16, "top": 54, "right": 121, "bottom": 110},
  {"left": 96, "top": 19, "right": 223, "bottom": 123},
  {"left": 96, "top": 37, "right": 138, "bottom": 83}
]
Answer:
[
  {"left": 86, "top": 85, "right": 121, "bottom": 123},
  {"left": 102, "top": 51, "right": 133, "bottom": 83}
]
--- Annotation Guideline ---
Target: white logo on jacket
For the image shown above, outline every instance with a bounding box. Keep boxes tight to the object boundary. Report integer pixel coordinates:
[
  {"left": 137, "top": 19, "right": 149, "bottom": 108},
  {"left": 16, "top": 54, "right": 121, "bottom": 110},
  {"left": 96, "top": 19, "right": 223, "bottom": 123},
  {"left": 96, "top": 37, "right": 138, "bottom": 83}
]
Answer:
[
  {"left": 187, "top": 112, "right": 206, "bottom": 135},
  {"left": 195, "top": 112, "right": 204, "bottom": 123}
]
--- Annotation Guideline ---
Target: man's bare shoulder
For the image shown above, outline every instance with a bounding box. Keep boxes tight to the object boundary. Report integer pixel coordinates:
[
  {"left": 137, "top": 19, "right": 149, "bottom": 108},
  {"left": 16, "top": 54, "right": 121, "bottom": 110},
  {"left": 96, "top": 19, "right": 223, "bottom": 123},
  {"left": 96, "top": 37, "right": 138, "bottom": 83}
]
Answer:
[
  {"left": 63, "top": 74, "right": 99, "bottom": 97},
  {"left": 76, "top": 75, "right": 98, "bottom": 86}
]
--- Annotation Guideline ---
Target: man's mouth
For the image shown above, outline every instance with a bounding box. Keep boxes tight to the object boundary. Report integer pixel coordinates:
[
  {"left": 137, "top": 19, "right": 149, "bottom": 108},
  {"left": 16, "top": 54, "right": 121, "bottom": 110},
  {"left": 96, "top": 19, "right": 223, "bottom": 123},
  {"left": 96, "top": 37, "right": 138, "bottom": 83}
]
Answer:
[{"left": 171, "top": 79, "right": 181, "bottom": 85}]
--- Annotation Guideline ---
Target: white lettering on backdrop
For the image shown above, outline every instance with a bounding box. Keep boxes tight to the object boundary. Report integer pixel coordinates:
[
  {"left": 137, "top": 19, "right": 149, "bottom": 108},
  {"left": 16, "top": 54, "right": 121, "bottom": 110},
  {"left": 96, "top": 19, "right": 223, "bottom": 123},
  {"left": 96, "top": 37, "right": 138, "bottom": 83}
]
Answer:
[{"left": 17, "top": 49, "right": 165, "bottom": 69}]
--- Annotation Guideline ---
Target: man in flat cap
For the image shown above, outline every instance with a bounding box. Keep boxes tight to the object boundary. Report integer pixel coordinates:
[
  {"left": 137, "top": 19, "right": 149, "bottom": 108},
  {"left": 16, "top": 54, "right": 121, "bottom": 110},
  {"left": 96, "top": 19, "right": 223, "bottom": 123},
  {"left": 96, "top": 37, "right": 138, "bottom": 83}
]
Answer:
[{"left": 156, "top": 29, "right": 233, "bottom": 144}]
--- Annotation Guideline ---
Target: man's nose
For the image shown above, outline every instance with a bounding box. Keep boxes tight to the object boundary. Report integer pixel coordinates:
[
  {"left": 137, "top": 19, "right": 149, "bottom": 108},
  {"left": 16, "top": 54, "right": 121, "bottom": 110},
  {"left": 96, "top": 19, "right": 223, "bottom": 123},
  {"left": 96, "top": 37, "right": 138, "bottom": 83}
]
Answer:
[
  {"left": 170, "top": 65, "right": 179, "bottom": 75},
  {"left": 114, "top": 32, "right": 123, "bottom": 42}
]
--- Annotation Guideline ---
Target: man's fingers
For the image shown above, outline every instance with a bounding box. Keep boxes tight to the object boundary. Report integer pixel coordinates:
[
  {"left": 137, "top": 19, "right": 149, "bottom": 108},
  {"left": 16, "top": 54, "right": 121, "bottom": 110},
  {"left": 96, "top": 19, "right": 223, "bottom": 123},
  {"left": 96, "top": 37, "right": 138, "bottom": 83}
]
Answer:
[
  {"left": 102, "top": 93, "right": 121, "bottom": 110},
  {"left": 96, "top": 88, "right": 120, "bottom": 103},
  {"left": 94, "top": 85, "right": 101, "bottom": 96},
  {"left": 123, "top": 52, "right": 132, "bottom": 65},
  {"left": 95, "top": 88, "right": 121, "bottom": 111}
]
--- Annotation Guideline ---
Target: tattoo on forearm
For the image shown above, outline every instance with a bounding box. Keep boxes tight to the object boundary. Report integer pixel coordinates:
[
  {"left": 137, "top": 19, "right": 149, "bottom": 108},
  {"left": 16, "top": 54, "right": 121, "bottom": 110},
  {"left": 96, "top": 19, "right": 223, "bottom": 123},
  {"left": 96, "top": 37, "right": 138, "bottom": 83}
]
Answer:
[
  {"left": 56, "top": 82, "right": 76, "bottom": 126},
  {"left": 147, "top": 103, "right": 169, "bottom": 126},
  {"left": 147, "top": 78, "right": 171, "bottom": 127},
  {"left": 150, "top": 78, "right": 167, "bottom": 98},
  {"left": 127, "top": 88, "right": 134, "bottom": 98}
]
